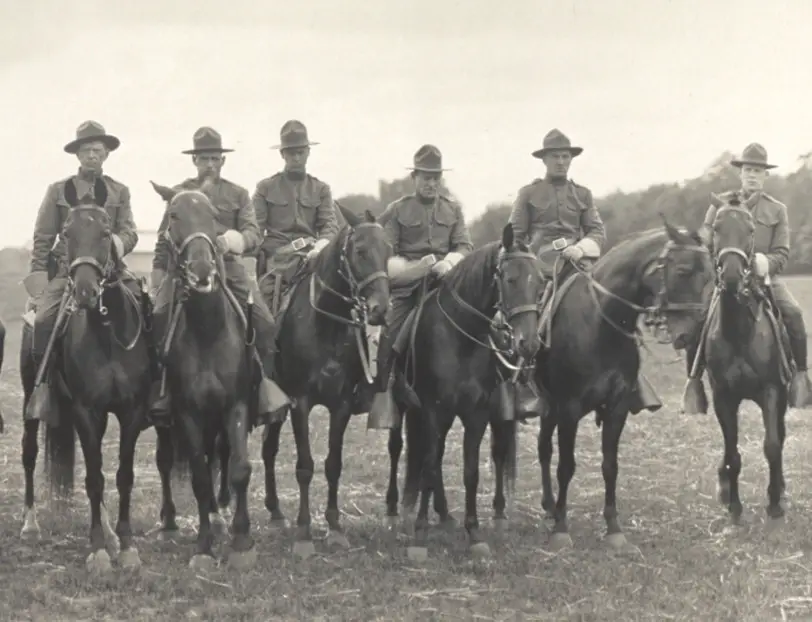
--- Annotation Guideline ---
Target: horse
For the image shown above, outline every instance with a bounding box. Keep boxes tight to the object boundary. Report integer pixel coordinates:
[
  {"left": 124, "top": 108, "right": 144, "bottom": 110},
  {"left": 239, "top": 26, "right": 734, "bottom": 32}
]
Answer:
[
  {"left": 149, "top": 186, "right": 269, "bottom": 570},
  {"left": 697, "top": 192, "right": 790, "bottom": 521},
  {"left": 19, "top": 203, "right": 152, "bottom": 576},
  {"left": 532, "top": 221, "right": 714, "bottom": 549},
  {"left": 260, "top": 205, "right": 391, "bottom": 559},
  {"left": 386, "top": 223, "right": 545, "bottom": 561}
]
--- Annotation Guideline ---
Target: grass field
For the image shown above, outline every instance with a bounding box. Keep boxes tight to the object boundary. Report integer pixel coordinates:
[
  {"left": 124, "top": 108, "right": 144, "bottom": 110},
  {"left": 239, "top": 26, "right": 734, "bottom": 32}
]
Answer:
[{"left": 2, "top": 276, "right": 812, "bottom": 622}]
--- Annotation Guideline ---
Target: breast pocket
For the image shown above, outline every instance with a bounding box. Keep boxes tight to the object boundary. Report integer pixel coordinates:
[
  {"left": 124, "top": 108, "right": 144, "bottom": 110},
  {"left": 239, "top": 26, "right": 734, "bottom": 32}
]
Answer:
[
  {"left": 755, "top": 212, "right": 778, "bottom": 251},
  {"left": 264, "top": 192, "right": 294, "bottom": 231},
  {"left": 396, "top": 212, "right": 426, "bottom": 249},
  {"left": 528, "top": 198, "right": 554, "bottom": 226},
  {"left": 297, "top": 197, "right": 321, "bottom": 228},
  {"left": 432, "top": 209, "right": 457, "bottom": 251}
]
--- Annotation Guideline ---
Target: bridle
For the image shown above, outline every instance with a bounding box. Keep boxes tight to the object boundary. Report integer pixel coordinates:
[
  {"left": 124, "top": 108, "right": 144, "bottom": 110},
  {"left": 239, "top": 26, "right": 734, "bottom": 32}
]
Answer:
[
  {"left": 64, "top": 205, "right": 142, "bottom": 351},
  {"left": 712, "top": 203, "right": 757, "bottom": 293}
]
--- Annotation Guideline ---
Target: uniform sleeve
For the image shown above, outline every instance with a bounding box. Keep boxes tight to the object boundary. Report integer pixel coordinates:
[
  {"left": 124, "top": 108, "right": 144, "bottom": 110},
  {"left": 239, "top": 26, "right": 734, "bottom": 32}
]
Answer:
[
  {"left": 235, "top": 187, "right": 261, "bottom": 254},
  {"left": 30, "top": 183, "right": 60, "bottom": 273},
  {"left": 252, "top": 181, "right": 268, "bottom": 241},
  {"left": 315, "top": 182, "right": 339, "bottom": 241},
  {"left": 698, "top": 204, "right": 717, "bottom": 248},
  {"left": 113, "top": 185, "right": 138, "bottom": 255},
  {"left": 152, "top": 209, "right": 171, "bottom": 271},
  {"left": 508, "top": 187, "right": 531, "bottom": 246},
  {"left": 448, "top": 203, "right": 474, "bottom": 255},
  {"left": 767, "top": 204, "right": 790, "bottom": 276},
  {"left": 577, "top": 188, "right": 606, "bottom": 253},
  {"left": 383, "top": 202, "right": 400, "bottom": 256}
]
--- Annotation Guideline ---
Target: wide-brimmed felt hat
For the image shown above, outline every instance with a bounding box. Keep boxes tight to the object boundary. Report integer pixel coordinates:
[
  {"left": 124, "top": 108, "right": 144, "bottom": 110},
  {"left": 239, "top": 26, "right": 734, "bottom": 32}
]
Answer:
[
  {"left": 182, "top": 127, "right": 234, "bottom": 154},
  {"left": 532, "top": 128, "right": 583, "bottom": 159},
  {"left": 272, "top": 120, "right": 319, "bottom": 150},
  {"left": 731, "top": 142, "right": 776, "bottom": 169},
  {"left": 406, "top": 144, "right": 451, "bottom": 173},
  {"left": 63, "top": 120, "right": 120, "bottom": 154}
]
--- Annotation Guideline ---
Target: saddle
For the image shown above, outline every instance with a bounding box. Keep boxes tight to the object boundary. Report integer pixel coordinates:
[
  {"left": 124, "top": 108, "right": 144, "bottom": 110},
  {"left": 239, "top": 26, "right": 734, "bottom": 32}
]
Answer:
[{"left": 257, "top": 242, "right": 314, "bottom": 322}]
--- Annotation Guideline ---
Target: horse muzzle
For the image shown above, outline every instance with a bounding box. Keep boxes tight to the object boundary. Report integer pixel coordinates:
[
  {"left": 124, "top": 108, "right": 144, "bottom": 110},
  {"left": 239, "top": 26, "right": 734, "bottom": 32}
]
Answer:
[{"left": 185, "top": 262, "right": 216, "bottom": 294}]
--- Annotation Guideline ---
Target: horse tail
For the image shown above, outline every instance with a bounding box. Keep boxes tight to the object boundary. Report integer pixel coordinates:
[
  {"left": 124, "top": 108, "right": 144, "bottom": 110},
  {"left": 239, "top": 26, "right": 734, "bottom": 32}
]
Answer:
[
  {"left": 44, "top": 398, "right": 75, "bottom": 499},
  {"left": 491, "top": 419, "right": 518, "bottom": 500}
]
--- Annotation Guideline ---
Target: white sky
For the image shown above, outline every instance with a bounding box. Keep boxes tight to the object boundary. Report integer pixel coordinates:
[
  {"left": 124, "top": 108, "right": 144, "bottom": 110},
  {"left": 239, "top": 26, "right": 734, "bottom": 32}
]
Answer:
[{"left": 2, "top": 0, "right": 811, "bottom": 248}]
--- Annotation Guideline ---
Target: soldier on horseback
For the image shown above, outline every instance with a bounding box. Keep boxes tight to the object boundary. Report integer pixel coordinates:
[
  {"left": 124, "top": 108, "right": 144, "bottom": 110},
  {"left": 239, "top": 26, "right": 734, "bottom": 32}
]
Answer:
[
  {"left": 24, "top": 121, "right": 142, "bottom": 409},
  {"left": 509, "top": 128, "right": 661, "bottom": 416},
  {"left": 684, "top": 143, "right": 812, "bottom": 410},
  {"left": 353, "top": 145, "right": 474, "bottom": 428},
  {"left": 251, "top": 120, "right": 339, "bottom": 317},
  {"left": 148, "top": 127, "right": 285, "bottom": 426}
]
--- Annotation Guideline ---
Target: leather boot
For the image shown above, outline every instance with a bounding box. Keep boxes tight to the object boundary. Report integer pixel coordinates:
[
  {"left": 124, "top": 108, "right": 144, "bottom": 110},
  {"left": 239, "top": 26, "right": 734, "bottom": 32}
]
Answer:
[
  {"left": 26, "top": 351, "right": 59, "bottom": 427},
  {"left": 787, "top": 334, "right": 812, "bottom": 409},
  {"left": 366, "top": 333, "right": 401, "bottom": 430},
  {"left": 514, "top": 375, "right": 547, "bottom": 420},
  {"left": 352, "top": 329, "right": 392, "bottom": 415},
  {"left": 254, "top": 351, "right": 290, "bottom": 426},
  {"left": 147, "top": 378, "right": 172, "bottom": 428},
  {"left": 681, "top": 332, "right": 708, "bottom": 415},
  {"left": 629, "top": 373, "right": 662, "bottom": 414}
]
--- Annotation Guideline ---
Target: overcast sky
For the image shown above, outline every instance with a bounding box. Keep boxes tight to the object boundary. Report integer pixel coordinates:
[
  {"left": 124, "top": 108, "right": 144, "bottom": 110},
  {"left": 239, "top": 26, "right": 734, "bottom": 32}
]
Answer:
[{"left": 2, "top": 0, "right": 811, "bottom": 248}]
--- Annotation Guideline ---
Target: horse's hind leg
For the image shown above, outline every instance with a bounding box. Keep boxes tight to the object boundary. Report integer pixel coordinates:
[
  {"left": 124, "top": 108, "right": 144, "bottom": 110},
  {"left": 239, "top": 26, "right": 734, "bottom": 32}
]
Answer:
[
  {"left": 385, "top": 426, "right": 403, "bottom": 528},
  {"left": 433, "top": 418, "right": 456, "bottom": 527},
  {"left": 290, "top": 398, "right": 316, "bottom": 559},
  {"left": 713, "top": 391, "right": 743, "bottom": 522},
  {"left": 324, "top": 403, "right": 352, "bottom": 549},
  {"left": 21, "top": 419, "right": 41, "bottom": 541},
  {"left": 261, "top": 420, "right": 287, "bottom": 525},
  {"left": 549, "top": 416, "right": 578, "bottom": 549},
  {"left": 462, "top": 415, "right": 491, "bottom": 558},
  {"left": 538, "top": 415, "right": 557, "bottom": 519},
  {"left": 409, "top": 406, "right": 439, "bottom": 562},
  {"left": 225, "top": 403, "right": 256, "bottom": 569},
  {"left": 155, "top": 427, "right": 179, "bottom": 537},
  {"left": 115, "top": 411, "right": 143, "bottom": 569},
  {"left": 600, "top": 404, "right": 629, "bottom": 549},
  {"left": 760, "top": 386, "right": 786, "bottom": 519}
]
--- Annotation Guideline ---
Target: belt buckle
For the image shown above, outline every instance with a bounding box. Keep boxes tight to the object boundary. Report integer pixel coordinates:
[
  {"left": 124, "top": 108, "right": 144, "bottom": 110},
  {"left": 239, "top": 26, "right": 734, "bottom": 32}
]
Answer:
[
  {"left": 552, "top": 238, "right": 569, "bottom": 251},
  {"left": 291, "top": 238, "right": 306, "bottom": 251}
]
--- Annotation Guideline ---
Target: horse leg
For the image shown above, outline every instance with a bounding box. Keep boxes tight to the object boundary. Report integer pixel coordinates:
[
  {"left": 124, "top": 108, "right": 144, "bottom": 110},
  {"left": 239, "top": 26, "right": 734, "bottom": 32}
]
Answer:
[
  {"left": 261, "top": 420, "right": 287, "bottom": 525},
  {"left": 491, "top": 417, "right": 517, "bottom": 531},
  {"left": 401, "top": 407, "right": 423, "bottom": 534},
  {"left": 115, "top": 412, "right": 143, "bottom": 569},
  {"left": 21, "top": 419, "right": 42, "bottom": 541},
  {"left": 154, "top": 426, "right": 179, "bottom": 537},
  {"left": 713, "top": 390, "right": 743, "bottom": 522},
  {"left": 600, "top": 403, "right": 629, "bottom": 549},
  {"left": 550, "top": 417, "right": 578, "bottom": 549},
  {"left": 177, "top": 412, "right": 217, "bottom": 568},
  {"left": 290, "top": 397, "right": 316, "bottom": 559},
  {"left": 206, "top": 435, "right": 228, "bottom": 537},
  {"left": 385, "top": 425, "right": 403, "bottom": 528},
  {"left": 538, "top": 414, "right": 557, "bottom": 519},
  {"left": 324, "top": 403, "right": 352, "bottom": 549},
  {"left": 433, "top": 417, "right": 456, "bottom": 527},
  {"left": 462, "top": 415, "right": 491, "bottom": 558},
  {"left": 408, "top": 406, "right": 439, "bottom": 563},
  {"left": 760, "top": 385, "right": 786, "bottom": 519},
  {"left": 216, "top": 431, "right": 232, "bottom": 513},
  {"left": 225, "top": 402, "right": 257, "bottom": 569}
]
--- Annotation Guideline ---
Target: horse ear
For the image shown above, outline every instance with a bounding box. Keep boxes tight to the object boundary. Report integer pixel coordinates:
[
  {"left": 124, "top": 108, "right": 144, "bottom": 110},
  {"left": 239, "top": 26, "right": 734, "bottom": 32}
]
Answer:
[
  {"left": 335, "top": 201, "right": 360, "bottom": 227},
  {"left": 502, "top": 223, "right": 515, "bottom": 250},
  {"left": 150, "top": 181, "right": 177, "bottom": 203},
  {"left": 364, "top": 209, "right": 376, "bottom": 223}
]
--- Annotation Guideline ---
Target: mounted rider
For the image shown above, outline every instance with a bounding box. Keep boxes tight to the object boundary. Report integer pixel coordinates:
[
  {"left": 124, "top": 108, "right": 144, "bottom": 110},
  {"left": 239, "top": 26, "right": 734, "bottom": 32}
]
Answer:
[
  {"left": 24, "top": 121, "right": 142, "bottom": 419},
  {"left": 148, "top": 127, "right": 288, "bottom": 426},
  {"left": 683, "top": 143, "right": 812, "bottom": 411},
  {"left": 251, "top": 120, "right": 339, "bottom": 317},
  {"left": 509, "top": 128, "right": 662, "bottom": 416},
  {"left": 354, "top": 144, "right": 474, "bottom": 428}
]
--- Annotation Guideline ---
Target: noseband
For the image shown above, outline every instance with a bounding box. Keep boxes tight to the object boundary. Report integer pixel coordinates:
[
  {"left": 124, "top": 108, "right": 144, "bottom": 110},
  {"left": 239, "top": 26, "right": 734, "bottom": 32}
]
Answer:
[{"left": 713, "top": 204, "right": 756, "bottom": 280}]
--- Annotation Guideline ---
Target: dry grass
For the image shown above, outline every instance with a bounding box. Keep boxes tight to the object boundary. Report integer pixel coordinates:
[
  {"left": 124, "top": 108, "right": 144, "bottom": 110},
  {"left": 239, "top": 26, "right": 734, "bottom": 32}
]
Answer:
[{"left": 2, "top": 277, "right": 812, "bottom": 621}]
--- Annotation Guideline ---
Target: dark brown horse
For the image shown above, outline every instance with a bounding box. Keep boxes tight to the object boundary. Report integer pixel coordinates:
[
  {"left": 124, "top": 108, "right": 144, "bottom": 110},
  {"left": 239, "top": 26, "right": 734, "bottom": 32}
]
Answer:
[
  {"left": 150, "top": 187, "right": 268, "bottom": 570},
  {"left": 698, "top": 192, "right": 789, "bottom": 521},
  {"left": 261, "top": 205, "right": 391, "bottom": 558},
  {"left": 387, "top": 223, "right": 545, "bottom": 561},
  {"left": 534, "top": 222, "right": 714, "bottom": 549},
  {"left": 19, "top": 205, "right": 152, "bottom": 576}
]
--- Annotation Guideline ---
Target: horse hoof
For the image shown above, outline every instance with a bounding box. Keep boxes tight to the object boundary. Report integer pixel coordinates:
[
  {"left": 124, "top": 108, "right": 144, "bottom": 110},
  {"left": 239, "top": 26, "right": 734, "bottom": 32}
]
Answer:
[
  {"left": 210, "top": 513, "right": 228, "bottom": 536},
  {"left": 228, "top": 547, "right": 258, "bottom": 571},
  {"left": 293, "top": 540, "right": 316, "bottom": 560},
  {"left": 385, "top": 515, "right": 399, "bottom": 530},
  {"left": 20, "top": 523, "right": 41, "bottom": 542},
  {"left": 406, "top": 546, "right": 428, "bottom": 563},
  {"left": 158, "top": 529, "right": 180, "bottom": 542},
  {"left": 469, "top": 542, "right": 491, "bottom": 559},
  {"left": 326, "top": 530, "right": 351, "bottom": 549},
  {"left": 438, "top": 514, "right": 458, "bottom": 529},
  {"left": 86, "top": 550, "right": 113, "bottom": 576},
  {"left": 767, "top": 505, "right": 785, "bottom": 520},
  {"left": 119, "top": 548, "right": 142, "bottom": 570},
  {"left": 269, "top": 517, "right": 288, "bottom": 530},
  {"left": 604, "top": 532, "right": 627, "bottom": 550},
  {"left": 549, "top": 532, "right": 573, "bottom": 551},
  {"left": 492, "top": 518, "right": 509, "bottom": 533},
  {"left": 188, "top": 554, "right": 217, "bottom": 572}
]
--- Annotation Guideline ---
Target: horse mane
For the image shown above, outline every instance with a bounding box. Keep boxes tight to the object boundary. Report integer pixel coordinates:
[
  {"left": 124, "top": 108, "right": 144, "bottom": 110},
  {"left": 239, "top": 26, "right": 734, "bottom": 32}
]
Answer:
[
  {"left": 310, "top": 223, "right": 351, "bottom": 278},
  {"left": 592, "top": 228, "right": 667, "bottom": 281},
  {"left": 442, "top": 242, "right": 501, "bottom": 303}
]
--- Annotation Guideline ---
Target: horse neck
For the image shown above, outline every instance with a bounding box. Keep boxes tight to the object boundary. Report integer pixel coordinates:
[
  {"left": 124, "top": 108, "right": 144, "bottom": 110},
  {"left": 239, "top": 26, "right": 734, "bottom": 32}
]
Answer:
[
  {"left": 313, "top": 239, "right": 353, "bottom": 319},
  {"left": 443, "top": 256, "right": 498, "bottom": 335},
  {"left": 183, "top": 288, "right": 231, "bottom": 346},
  {"left": 718, "top": 288, "right": 756, "bottom": 344},
  {"left": 73, "top": 281, "right": 133, "bottom": 348}
]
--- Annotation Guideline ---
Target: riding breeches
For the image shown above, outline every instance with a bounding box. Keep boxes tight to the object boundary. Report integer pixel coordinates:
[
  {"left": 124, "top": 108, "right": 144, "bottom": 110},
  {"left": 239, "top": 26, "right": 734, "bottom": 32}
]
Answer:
[{"left": 772, "top": 280, "right": 808, "bottom": 370}]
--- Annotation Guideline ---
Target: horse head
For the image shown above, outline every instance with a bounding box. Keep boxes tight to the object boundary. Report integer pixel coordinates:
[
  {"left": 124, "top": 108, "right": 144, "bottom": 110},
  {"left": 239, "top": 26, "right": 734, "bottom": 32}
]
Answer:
[
  {"left": 334, "top": 203, "right": 392, "bottom": 326},
  {"left": 151, "top": 181, "right": 220, "bottom": 295},
  {"left": 709, "top": 191, "right": 756, "bottom": 297},
  {"left": 64, "top": 203, "right": 118, "bottom": 311},
  {"left": 495, "top": 223, "right": 545, "bottom": 361}
]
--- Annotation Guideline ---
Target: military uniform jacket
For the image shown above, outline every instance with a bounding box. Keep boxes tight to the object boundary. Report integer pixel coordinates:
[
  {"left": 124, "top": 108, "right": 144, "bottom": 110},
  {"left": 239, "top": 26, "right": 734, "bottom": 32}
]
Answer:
[
  {"left": 508, "top": 177, "right": 606, "bottom": 253},
  {"left": 700, "top": 190, "right": 790, "bottom": 276},
  {"left": 252, "top": 172, "right": 339, "bottom": 256},
  {"left": 30, "top": 172, "right": 138, "bottom": 274},
  {"left": 153, "top": 177, "right": 261, "bottom": 272},
  {"left": 383, "top": 193, "right": 473, "bottom": 261}
]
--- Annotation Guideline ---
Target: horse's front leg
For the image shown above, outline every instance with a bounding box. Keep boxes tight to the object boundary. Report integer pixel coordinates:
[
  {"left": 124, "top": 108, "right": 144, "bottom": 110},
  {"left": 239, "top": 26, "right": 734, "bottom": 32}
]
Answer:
[
  {"left": 408, "top": 405, "right": 439, "bottom": 563},
  {"left": 290, "top": 396, "right": 316, "bottom": 559},
  {"left": 538, "top": 414, "right": 557, "bottom": 518},
  {"left": 713, "top": 390, "right": 743, "bottom": 522},
  {"left": 224, "top": 401, "right": 257, "bottom": 569},
  {"left": 760, "top": 385, "right": 786, "bottom": 519},
  {"left": 490, "top": 417, "right": 517, "bottom": 531},
  {"left": 433, "top": 417, "right": 456, "bottom": 527},
  {"left": 462, "top": 414, "right": 491, "bottom": 558},
  {"left": 115, "top": 408, "right": 145, "bottom": 569},
  {"left": 216, "top": 431, "right": 231, "bottom": 513},
  {"left": 599, "top": 402, "right": 629, "bottom": 549},
  {"left": 21, "top": 419, "right": 41, "bottom": 541},
  {"left": 261, "top": 419, "right": 287, "bottom": 526},
  {"left": 324, "top": 401, "right": 352, "bottom": 549},
  {"left": 385, "top": 425, "right": 403, "bottom": 529},
  {"left": 154, "top": 426, "right": 179, "bottom": 538},
  {"left": 549, "top": 415, "right": 578, "bottom": 550}
]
